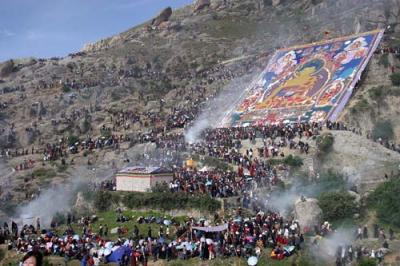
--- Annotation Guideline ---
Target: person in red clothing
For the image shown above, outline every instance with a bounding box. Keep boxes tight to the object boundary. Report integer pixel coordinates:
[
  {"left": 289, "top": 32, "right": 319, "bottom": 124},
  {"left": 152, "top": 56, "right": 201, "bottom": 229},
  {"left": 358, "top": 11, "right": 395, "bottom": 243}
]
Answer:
[
  {"left": 208, "top": 244, "right": 215, "bottom": 260},
  {"left": 87, "top": 255, "right": 95, "bottom": 266}
]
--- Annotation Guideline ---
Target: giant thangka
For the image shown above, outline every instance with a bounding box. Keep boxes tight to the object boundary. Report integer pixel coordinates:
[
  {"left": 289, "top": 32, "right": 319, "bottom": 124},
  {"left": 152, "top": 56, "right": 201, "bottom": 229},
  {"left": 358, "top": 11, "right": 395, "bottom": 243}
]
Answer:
[{"left": 221, "top": 30, "right": 384, "bottom": 127}]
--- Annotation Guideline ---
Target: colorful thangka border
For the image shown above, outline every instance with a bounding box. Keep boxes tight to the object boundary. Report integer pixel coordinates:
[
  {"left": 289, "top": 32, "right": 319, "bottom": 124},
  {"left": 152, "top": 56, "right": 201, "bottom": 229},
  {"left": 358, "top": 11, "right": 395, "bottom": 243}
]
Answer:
[{"left": 221, "top": 29, "right": 384, "bottom": 127}]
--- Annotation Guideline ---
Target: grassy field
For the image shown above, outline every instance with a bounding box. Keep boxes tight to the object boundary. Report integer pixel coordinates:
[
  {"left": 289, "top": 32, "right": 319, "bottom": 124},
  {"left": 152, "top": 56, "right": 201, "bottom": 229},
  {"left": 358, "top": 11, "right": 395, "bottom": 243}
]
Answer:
[{"left": 64, "top": 210, "right": 188, "bottom": 241}]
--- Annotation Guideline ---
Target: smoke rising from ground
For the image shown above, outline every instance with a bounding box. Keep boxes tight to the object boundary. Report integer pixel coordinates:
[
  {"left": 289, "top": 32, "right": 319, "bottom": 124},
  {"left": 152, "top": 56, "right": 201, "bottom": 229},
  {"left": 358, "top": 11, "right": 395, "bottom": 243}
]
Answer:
[
  {"left": 313, "top": 228, "right": 355, "bottom": 259},
  {"left": 256, "top": 172, "right": 353, "bottom": 215},
  {"left": 16, "top": 183, "right": 81, "bottom": 227},
  {"left": 184, "top": 73, "right": 256, "bottom": 143},
  {"left": 15, "top": 164, "right": 115, "bottom": 227}
]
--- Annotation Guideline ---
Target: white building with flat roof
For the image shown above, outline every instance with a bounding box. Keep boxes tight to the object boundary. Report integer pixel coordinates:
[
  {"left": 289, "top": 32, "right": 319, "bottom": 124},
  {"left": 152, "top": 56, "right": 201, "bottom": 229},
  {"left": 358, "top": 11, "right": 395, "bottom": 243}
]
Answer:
[{"left": 116, "top": 166, "right": 173, "bottom": 192}]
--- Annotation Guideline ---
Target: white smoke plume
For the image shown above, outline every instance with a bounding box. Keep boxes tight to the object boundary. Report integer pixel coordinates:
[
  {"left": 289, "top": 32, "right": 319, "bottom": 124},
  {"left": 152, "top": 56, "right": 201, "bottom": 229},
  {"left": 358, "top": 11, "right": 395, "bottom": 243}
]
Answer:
[
  {"left": 313, "top": 228, "right": 355, "bottom": 259},
  {"left": 184, "top": 73, "right": 255, "bottom": 143},
  {"left": 17, "top": 183, "right": 80, "bottom": 227},
  {"left": 15, "top": 164, "right": 115, "bottom": 227}
]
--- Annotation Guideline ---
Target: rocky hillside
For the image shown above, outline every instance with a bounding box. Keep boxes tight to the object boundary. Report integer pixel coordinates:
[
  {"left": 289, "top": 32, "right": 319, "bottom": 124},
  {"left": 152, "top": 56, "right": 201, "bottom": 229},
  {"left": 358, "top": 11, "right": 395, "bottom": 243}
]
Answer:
[
  {"left": 1, "top": 0, "right": 400, "bottom": 211},
  {"left": 1, "top": 0, "right": 400, "bottom": 147}
]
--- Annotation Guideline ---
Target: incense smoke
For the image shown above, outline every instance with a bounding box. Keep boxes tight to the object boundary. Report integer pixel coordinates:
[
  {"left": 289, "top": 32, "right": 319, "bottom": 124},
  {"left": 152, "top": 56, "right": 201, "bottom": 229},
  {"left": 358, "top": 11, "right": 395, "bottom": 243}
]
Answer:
[
  {"left": 15, "top": 164, "right": 115, "bottom": 227},
  {"left": 184, "top": 73, "right": 255, "bottom": 143}
]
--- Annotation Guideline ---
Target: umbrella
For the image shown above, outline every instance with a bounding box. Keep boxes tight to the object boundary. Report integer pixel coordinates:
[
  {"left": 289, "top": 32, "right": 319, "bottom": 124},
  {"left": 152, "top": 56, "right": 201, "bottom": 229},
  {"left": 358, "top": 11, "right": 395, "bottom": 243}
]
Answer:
[
  {"left": 247, "top": 256, "right": 258, "bottom": 266},
  {"left": 163, "top": 220, "right": 172, "bottom": 226},
  {"left": 107, "top": 246, "right": 131, "bottom": 263},
  {"left": 105, "top": 242, "right": 113, "bottom": 249},
  {"left": 284, "top": 246, "right": 295, "bottom": 256},
  {"left": 104, "top": 248, "right": 112, "bottom": 257}
]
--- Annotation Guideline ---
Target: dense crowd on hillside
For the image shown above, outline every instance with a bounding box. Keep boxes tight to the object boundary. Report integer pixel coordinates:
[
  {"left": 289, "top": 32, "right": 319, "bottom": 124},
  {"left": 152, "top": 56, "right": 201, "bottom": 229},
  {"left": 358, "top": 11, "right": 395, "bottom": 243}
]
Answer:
[
  {"left": 0, "top": 204, "right": 393, "bottom": 265},
  {"left": 2, "top": 27, "right": 400, "bottom": 265}
]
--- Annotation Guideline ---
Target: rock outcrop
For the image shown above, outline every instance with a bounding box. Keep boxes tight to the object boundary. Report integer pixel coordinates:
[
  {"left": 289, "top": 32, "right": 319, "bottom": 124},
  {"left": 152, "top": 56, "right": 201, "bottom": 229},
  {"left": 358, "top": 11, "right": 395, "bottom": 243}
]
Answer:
[
  {"left": 294, "top": 198, "right": 322, "bottom": 230},
  {"left": 0, "top": 60, "right": 14, "bottom": 77},
  {"left": 152, "top": 7, "right": 173, "bottom": 26},
  {"left": 194, "top": 0, "right": 211, "bottom": 12}
]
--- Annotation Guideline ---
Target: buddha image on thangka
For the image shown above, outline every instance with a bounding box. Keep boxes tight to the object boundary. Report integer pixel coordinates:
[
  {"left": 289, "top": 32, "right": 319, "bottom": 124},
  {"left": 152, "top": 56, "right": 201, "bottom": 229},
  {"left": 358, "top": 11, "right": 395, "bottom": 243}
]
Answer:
[{"left": 222, "top": 30, "right": 384, "bottom": 127}]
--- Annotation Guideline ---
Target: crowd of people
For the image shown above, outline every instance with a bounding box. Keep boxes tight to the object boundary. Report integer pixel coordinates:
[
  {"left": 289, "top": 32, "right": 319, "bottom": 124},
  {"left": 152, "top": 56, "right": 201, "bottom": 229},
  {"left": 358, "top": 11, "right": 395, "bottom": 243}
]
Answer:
[
  {"left": 1, "top": 204, "right": 394, "bottom": 265},
  {"left": 0, "top": 206, "right": 306, "bottom": 265}
]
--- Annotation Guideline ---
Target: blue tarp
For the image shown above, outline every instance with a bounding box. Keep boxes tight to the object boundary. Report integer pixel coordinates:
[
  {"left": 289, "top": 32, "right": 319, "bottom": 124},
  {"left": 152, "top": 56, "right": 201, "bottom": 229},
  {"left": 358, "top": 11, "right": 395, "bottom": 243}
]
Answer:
[{"left": 106, "top": 246, "right": 131, "bottom": 263}]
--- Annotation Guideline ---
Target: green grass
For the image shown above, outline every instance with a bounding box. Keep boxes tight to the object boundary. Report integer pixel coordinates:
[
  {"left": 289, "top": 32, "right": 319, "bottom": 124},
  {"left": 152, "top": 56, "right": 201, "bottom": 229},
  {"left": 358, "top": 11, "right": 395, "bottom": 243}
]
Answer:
[
  {"left": 0, "top": 249, "right": 5, "bottom": 263},
  {"left": 66, "top": 210, "right": 187, "bottom": 241}
]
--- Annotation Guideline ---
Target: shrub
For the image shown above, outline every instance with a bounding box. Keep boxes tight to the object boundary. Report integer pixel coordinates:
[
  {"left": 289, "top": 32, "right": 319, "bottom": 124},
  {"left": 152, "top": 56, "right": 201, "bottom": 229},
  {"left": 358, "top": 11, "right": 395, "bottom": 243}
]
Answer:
[
  {"left": 283, "top": 155, "right": 303, "bottom": 168},
  {"left": 316, "top": 133, "right": 334, "bottom": 154},
  {"left": 68, "top": 135, "right": 80, "bottom": 146},
  {"left": 368, "top": 86, "right": 385, "bottom": 102},
  {"left": 268, "top": 155, "right": 303, "bottom": 168},
  {"left": 318, "top": 169, "right": 346, "bottom": 190},
  {"left": 390, "top": 73, "right": 400, "bottom": 86},
  {"left": 371, "top": 119, "right": 394, "bottom": 140},
  {"left": 94, "top": 191, "right": 112, "bottom": 211},
  {"left": 350, "top": 98, "right": 369, "bottom": 114},
  {"left": 62, "top": 85, "right": 71, "bottom": 93},
  {"left": 318, "top": 191, "right": 357, "bottom": 221},
  {"left": 122, "top": 192, "right": 221, "bottom": 212},
  {"left": 151, "top": 182, "right": 169, "bottom": 193},
  {"left": 358, "top": 257, "right": 377, "bottom": 266},
  {"left": 367, "top": 177, "right": 400, "bottom": 227}
]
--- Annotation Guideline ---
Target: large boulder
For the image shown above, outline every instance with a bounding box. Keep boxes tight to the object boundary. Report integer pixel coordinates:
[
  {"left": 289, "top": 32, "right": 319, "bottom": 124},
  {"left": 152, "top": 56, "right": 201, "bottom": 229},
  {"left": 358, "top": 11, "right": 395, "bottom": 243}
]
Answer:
[
  {"left": 294, "top": 198, "right": 322, "bottom": 230},
  {"left": 194, "top": 0, "right": 211, "bottom": 12},
  {"left": 0, "top": 60, "right": 14, "bottom": 77},
  {"left": 152, "top": 7, "right": 173, "bottom": 27},
  {"left": 272, "top": 0, "right": 281, "bottom": 6},
  {"left": 210, "top": 0, "right": 226, "bottom": 9}
]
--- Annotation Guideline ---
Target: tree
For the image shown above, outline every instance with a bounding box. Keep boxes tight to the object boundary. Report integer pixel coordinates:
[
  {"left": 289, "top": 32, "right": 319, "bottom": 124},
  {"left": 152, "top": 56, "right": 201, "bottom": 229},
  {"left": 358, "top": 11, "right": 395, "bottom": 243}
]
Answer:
[
  {"left": 318, "top": 191, "right": 357, "bottom": 221},
  {"left": 368, "top": 177, "right": 400, "bottom": 227},
  {"left": 94, "top": 191, "right": 111, "bottom": 211}
]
